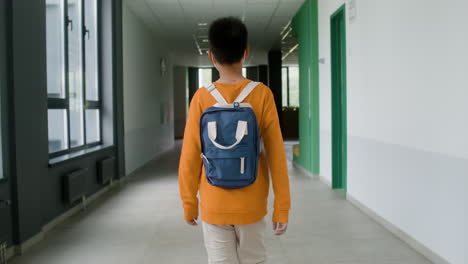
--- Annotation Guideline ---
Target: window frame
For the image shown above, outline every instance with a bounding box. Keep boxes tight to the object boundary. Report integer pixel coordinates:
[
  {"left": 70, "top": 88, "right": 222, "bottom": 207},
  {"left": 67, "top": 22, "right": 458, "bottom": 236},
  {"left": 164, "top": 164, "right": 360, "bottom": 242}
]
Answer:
[
  {"left": 282, "top": 66, "right": 290, "bottom": 107},
  {"left": 47, "top": 0, "right": 102, "bottom": 159},
  {"left": 282, "top": 66, "right": 300, "bottom": 108}
]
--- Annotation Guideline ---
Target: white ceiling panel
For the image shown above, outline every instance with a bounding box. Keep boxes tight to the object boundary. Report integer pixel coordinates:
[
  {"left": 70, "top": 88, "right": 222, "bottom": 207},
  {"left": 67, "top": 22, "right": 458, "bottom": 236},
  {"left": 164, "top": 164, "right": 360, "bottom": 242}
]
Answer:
[
  {"left": 212, "top": 1, "right": 245, "bottom": 9},
  {"left": 146, "top": 0, "right": 180, "bottom": 3},
  {"left": 147, "top": 2, "right": 183, "bottom": 15},
  {"left": 246, "top": 15, "right": 272, "bottom": 23},
  {"left": 124, "top": 0, "right": 163, "bottom": 33},
  {"left": 125, "top": 0, "right": 305, "bottom": 66},
  {"left": 180, "top": 4, "right": 211, "bottom": 15},
  {"left": 245, "top": 3, "right": 278, "bottom": 17},
  {"left": 178, "top": 0, "right": 213, "bottom": 4},
  {"left": 265, "top": 16, "right": 291, "bottom": 32},
  {"left": 248, "top": 0, "right": 280, "bottom": 5},
  {"left": 147, "top": 1, "right": 181, "bottom": 10},
  {"left": 214, "top": 0, "right": 246, "bottom": 4},
  {"left": 215, "top": 10, "right": 245, "bottom": 18},
  {"left": 212, "top": 1, "right": 246, "bottom": 18},
  {"left": 276, "top": 1, "right": 303, "bottom": 16}
]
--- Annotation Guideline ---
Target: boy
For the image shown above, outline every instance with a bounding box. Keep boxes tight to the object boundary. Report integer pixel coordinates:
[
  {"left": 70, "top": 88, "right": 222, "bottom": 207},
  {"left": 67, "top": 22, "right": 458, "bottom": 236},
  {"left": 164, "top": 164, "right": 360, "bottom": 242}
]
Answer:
[{"left": 178, "top": 16, "right": 291, "bottom": 264}]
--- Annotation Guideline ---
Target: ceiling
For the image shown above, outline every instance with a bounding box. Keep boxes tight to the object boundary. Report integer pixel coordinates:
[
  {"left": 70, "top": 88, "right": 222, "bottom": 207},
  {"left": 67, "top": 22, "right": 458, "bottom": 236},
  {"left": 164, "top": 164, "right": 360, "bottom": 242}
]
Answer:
[{"left": 124, "top": 0, "right": 304, "bottom": 66}]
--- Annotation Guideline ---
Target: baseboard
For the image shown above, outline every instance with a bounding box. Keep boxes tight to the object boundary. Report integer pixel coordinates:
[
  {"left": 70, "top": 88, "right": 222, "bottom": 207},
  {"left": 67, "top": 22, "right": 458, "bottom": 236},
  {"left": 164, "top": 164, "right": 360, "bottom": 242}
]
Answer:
[
  {"left": 346, "top": 193, "right": 450, "bottom": 264},
  {"left": 9, "top": 177, "right": 124, "bottom": 260},
  {"left": 292, "top": 160, "right": 319, "bottom": 180},
  {"left": 6, "top": 243, "right": 16, "bottom": 260},
  {"left": 318, "top": 175, "right": 331, "bottom": 187},
  {"left": 41, "top": 202, "right": 83, "bottom": 235},
  {"left": 291, "top": 163, "right": 449, "bottom": 264},
  {"left": 14, "top": 231, "right": 44, "bottom": 255},
  {"left": 125, "top": 142, "right": 175, "bottom": 177},
  {"left": 42, "top": 179, "right": 117, "bottom": 234}
]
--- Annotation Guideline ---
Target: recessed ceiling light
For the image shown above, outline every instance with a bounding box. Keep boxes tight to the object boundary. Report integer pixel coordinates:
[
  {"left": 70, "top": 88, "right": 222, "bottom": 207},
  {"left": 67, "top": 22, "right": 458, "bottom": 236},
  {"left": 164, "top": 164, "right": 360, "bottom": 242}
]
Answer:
[{"left": 198, "top": 22, "right": 208, "bottom": 26}]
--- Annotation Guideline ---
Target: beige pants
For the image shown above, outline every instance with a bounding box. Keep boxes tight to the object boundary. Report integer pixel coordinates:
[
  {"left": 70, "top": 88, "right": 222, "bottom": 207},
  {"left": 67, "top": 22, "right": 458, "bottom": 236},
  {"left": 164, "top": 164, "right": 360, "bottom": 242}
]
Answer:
[{"left": 202, "top": 218, "right": 267, "bottom": 264}]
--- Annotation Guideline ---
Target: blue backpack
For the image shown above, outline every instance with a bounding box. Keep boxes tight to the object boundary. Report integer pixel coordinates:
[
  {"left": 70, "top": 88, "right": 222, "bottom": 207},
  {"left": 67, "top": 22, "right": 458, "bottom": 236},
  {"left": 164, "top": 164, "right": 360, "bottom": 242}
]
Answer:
[{"left": 200, "top": 81, "right": 261, "bottom": 189}]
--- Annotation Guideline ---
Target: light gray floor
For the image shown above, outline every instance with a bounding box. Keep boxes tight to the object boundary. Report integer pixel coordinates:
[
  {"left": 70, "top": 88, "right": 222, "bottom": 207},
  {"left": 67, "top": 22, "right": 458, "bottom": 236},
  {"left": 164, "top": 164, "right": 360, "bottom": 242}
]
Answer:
[{"left": 11, "top": 141, "right": 432, "bottom": 264}]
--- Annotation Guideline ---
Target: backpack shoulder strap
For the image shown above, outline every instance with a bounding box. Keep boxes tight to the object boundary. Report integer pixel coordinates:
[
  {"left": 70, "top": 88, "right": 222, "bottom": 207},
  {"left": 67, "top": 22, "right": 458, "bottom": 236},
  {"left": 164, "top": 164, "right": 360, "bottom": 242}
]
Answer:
[
  {"left": 234, "top": 81, "right": 261, "bottom": 103},
  {"left": 205, "top": 83, "right": 228, "bottom": 105}
]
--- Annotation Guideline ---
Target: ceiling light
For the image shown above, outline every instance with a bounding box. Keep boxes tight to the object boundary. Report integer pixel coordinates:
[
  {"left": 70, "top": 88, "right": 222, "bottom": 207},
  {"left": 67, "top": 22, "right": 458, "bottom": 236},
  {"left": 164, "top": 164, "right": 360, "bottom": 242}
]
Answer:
[
  {"left": 281, "top": 27, "right": 293, "bottom": 41},
  {"left": 202, "top": 39, "right": 209, "bottom": 43},
  {"left": 280, "top": 20, "right": 292, "bottom": 36},
  {"left": 282, "top": 44, "right": 299, "bottom": 61},
  {"left": 192, "top": 34, "right": 203, "bottom": 56},
  {"left": 198, "top": 22, "right": 208, "bottom": 26}
]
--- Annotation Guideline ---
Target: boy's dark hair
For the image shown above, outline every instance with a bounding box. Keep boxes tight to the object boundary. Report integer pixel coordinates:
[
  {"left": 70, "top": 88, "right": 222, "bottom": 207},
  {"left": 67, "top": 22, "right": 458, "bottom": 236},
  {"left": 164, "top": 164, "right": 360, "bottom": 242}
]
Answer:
[{"left": 208, "top": 17, "right": 248, "bottom": 65}]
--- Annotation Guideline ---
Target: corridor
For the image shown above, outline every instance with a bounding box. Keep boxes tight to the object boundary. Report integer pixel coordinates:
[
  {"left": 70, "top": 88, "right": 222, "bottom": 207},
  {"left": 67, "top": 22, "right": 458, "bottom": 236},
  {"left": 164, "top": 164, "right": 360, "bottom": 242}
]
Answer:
[
  {"left": 1, "top": 0, "right": 467, "bottom": 263},
  {"left": 10, "top": 142, "right": 430, "bottom": 264}
]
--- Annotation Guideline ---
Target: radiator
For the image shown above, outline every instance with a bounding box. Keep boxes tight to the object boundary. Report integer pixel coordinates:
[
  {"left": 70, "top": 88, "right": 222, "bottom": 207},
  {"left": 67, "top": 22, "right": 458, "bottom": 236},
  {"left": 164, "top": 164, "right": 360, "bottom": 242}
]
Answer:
[
  {"left": 63, "top": 168, "right": 88, "bottom": 204},
  {"left": 97, "top": 157, "right": 115, "bottom": 185}
]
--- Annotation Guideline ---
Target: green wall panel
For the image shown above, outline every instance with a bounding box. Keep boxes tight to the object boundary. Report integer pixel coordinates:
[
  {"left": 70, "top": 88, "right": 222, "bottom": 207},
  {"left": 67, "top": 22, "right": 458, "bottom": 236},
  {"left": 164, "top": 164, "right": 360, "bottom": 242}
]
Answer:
[{"left": 292, "top": 0, "right": 320, "bottom": 174}]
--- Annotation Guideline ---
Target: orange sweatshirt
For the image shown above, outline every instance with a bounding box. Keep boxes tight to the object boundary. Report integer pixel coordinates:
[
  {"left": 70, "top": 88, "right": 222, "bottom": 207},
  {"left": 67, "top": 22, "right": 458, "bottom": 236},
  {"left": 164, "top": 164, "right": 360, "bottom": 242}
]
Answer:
[{"left": 178, "top": 79, "right": 291, "bottom": 225}]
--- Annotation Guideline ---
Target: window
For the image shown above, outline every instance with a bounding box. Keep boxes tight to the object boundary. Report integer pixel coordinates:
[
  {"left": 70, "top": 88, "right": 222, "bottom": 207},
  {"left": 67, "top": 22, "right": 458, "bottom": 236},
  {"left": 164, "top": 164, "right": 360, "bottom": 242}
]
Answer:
[
  {"left": 198, "top": 68, "right": 212, "bottom": 87},
  {"left": 242, "top": 67, "right": 247, "bottom": 77},
  {"left": 46, "top": 0, "right": 101, "bottom": 157},
  {"left": 281, "top": 66, "right": 299, "bottom": 107}
]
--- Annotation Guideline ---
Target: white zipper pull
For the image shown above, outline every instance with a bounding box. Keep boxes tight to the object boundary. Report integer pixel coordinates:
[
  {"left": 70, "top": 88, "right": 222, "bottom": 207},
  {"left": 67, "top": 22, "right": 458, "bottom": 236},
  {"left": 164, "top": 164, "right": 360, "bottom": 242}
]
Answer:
[{"left": 240, "top": 157, "right": 245, "bottom": 174}]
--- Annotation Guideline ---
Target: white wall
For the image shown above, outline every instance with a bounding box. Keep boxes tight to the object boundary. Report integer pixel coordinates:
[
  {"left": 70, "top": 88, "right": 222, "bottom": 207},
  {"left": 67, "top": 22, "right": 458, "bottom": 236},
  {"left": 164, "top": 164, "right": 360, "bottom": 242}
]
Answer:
[
  {"left": 318, "top": 0, "right": 468, "bottom": 263},
  {"left": 123, "top": 3, "right": 175, "bottom": 175}
]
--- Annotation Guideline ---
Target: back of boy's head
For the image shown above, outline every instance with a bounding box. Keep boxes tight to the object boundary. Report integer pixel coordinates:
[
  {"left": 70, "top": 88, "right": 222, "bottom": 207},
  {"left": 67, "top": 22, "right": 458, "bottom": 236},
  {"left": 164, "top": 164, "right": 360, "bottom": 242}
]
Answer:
[{"left": 209, "top": 17, "right": 248, "bottom": 65}]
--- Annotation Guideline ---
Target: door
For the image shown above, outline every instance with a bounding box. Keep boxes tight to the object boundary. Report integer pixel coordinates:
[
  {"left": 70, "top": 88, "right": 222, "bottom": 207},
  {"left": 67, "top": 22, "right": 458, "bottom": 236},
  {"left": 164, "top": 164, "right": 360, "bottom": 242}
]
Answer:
[
  {"left": 330, "top": 5, "right": 347, "bottom": 191},
  {"left": 0, "top": 0, "right": 14, "bottom": 251}
]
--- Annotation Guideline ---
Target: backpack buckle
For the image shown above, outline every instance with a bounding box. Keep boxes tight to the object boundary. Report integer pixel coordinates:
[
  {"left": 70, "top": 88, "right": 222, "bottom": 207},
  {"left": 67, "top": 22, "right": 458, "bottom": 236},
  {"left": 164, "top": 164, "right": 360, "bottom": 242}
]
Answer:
[{"left": 233, "top": 102, "right": 240, "bottom": 108}]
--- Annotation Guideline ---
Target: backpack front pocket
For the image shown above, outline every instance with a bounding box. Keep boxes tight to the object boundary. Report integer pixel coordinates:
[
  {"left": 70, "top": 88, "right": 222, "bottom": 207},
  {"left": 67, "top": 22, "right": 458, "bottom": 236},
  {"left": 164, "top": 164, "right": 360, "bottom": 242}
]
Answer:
[
  {"left": 202, "top": 148, "right": 251, "bottom": 181},
  {"left": 205, "top": 157, "right": 250, "bottom": 180}
]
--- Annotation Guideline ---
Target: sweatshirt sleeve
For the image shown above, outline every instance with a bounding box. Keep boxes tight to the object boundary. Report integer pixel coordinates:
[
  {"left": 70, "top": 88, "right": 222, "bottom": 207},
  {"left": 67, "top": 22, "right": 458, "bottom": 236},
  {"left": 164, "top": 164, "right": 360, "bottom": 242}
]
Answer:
[
  {"left": 178, "top": 90, "right": 203, "bottom": 222},
  {"left": 262, "top": 89, "right": 291, "bottom": 223}
]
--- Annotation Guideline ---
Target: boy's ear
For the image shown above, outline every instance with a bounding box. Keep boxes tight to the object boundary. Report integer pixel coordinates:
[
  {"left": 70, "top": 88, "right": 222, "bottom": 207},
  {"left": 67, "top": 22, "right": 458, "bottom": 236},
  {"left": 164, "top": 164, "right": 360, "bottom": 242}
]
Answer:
[
  {"left": 244, "top": 46, "right": 250, "bottom": 59},
  {"left": 208, "top": 50, "right": 217, "bottom": 65}
]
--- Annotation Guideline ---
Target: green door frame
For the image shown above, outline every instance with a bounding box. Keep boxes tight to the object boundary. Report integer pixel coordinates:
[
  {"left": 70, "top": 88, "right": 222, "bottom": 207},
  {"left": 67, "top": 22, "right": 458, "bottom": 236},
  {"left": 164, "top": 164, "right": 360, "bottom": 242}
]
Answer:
[{"left": 330, "top": 4, "right": 347, "bottom": 191}]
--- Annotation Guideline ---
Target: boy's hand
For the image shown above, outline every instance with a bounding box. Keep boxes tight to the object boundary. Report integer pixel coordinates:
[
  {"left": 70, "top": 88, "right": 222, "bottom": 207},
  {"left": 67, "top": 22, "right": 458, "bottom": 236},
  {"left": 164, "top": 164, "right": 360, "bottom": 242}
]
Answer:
[
  {"left": 273, "top": 222, "right": 288, "bottom": 235},
  {"left": 186, "top": 219, "right": 198, "bottom": 226}
]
